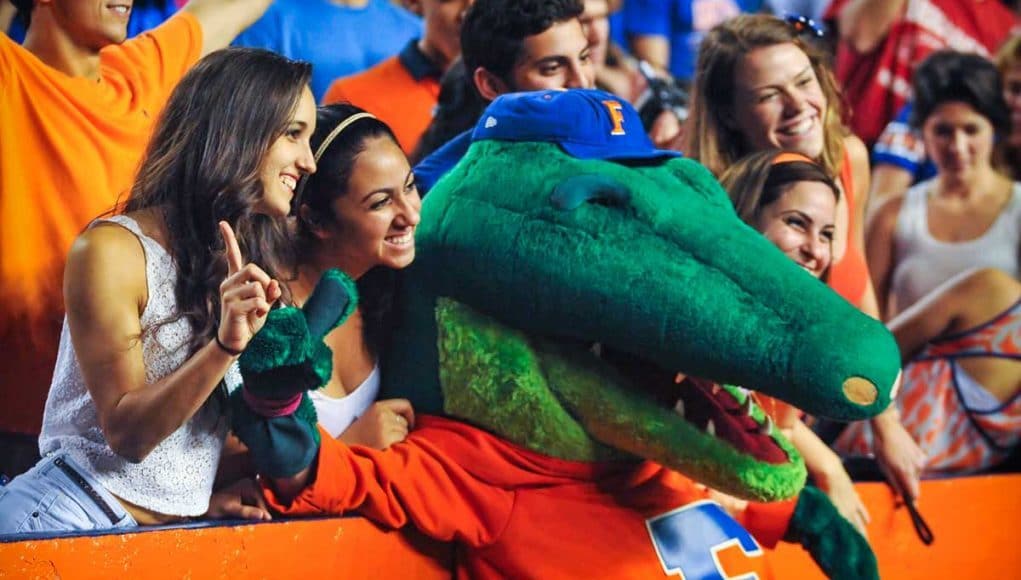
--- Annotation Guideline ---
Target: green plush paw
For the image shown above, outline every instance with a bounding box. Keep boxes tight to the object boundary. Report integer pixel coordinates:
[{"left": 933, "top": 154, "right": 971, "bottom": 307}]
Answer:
[
  {"left": 239, "top": 269, "right": 357, "bottom": 400},
  {"left": 785, "top": 486, "right": 878, "bottom": 580},
  {"left": 230, "top": 390, "right": 321, "bottom": 478}
]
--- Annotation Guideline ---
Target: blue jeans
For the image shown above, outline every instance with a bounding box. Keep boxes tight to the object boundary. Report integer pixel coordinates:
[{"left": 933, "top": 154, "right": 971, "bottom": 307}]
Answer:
[{"left": 0, "top": 452, "right": 137, "bottom": 535}]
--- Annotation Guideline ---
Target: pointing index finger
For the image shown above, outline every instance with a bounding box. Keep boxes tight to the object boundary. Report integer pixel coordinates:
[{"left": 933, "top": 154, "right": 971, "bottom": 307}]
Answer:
[{"left": 219, "top": 221, "right": 244, "bottom": 275}]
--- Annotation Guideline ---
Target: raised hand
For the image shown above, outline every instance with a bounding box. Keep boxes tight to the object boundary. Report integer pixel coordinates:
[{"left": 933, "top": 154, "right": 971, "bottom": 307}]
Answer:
[
  {"left": 339, "top": 399, "right": 415, "bottom": 450},
  {"left": 217, "top": 220, "right": 282, "bottom": 354}
]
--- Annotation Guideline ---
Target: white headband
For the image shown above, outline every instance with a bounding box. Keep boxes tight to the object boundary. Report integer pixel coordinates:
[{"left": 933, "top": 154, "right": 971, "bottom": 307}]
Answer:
[{"left": 313, "top": 112, "right": 377, "bottom": 163}]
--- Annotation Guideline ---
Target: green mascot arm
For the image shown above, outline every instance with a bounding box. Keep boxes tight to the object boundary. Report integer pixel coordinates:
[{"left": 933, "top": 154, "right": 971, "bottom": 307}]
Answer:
[
  {"left": 229, "top": 269, "right": 358, "bottom": 478},
  {"left": 785, "top": 486, "right": 879, "bottom": 580}
]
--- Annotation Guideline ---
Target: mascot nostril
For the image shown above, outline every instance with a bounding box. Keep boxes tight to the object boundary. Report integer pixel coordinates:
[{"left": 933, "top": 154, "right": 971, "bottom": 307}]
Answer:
[
  {"left": 843, "top": 377, "right": 879, "bottom": 406},
  {"left": 550, "top": 174, "right": 632, "bottom": 210}
]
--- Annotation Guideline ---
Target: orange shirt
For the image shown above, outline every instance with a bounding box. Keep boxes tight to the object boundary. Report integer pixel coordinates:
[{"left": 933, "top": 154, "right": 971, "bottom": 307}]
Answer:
[
  {"left": 828, "top": 149, "right": 869, "bottom": 308},
  {"left": 0, "top": 14, "right": 203, "bottom": 435},
  {"left": 322, "top": 43, "right": 441, "bottom": 155}
]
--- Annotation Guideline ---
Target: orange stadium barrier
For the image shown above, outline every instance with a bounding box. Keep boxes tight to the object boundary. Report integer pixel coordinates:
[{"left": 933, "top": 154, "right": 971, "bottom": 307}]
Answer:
[
  {"left": 768, "top": 473, "right": 1021, "bottom": 579},
  {"left": 1, "top": 474, "right": 1018, "bottom": 579}
]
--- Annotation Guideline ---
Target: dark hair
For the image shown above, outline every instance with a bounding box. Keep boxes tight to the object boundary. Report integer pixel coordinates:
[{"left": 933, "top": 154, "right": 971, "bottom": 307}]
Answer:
[
  {"left": 909, "top": 50, "right": 1011, "bottom": 137},
  {"left": 411, "top": 58, "right": 488, "bottom": 164},
  {"left": 461, "top": 0, "right": 584, "bottom": 82},
  {"left": 123, "top": 48, "right": 311, "bottom": 354},
  {"left": 11, "top": 0, "right": 32, "bottom": 26},
  {"left": 719, "top": 149, "right": 840, "bottom": 226},
  {"left": 296, "top": 104, "right": 402, "bottom": 357}
]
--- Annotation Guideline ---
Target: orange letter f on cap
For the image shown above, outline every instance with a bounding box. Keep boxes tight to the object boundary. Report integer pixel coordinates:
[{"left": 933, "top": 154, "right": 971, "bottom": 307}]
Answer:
[{"left": 601, "top": 100, "right": 626, "bottom": 135}]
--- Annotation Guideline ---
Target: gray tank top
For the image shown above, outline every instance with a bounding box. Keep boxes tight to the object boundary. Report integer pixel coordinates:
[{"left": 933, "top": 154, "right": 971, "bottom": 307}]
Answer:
[{"left": 891, "top": 179, "right": 1021, "bottom": 311}]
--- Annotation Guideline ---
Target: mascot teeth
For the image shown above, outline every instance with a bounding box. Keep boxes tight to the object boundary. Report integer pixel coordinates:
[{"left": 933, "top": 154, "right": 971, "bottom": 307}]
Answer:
[{"left": 740, "top": 395, "right": 753, "bottom": 416}]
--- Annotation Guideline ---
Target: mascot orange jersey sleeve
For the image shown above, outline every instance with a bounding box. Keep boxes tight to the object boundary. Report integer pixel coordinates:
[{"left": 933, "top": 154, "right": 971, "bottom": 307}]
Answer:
[{"left": 263, "top": 417, "right": 794, "bottom": 580}]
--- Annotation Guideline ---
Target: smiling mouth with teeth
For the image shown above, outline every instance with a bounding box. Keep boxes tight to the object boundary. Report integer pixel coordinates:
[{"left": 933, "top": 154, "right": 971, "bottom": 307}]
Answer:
[
  {"left": 386, "top": 233, "right": 414, "bottom": 246},
  {"left": 109, "top": 5, "right": 131, "bottom": 16},
  {"left": 780, "top": 116, "right": 815, "bottom": 137},
  {"left": 280, "top": 175, "right": 297, "bottom": 192}
]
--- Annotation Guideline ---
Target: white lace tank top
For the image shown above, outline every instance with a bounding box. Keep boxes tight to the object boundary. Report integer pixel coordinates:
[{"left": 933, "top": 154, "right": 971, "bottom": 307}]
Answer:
[
  {"left": 892, "top": 180, "right": 1021, "bottom": 311},
  {"left": 308, "top": 365, "right": 381, "bottom": 438},
  {"left": 39, "top": 215, "right": 236, "bottom": 516}
]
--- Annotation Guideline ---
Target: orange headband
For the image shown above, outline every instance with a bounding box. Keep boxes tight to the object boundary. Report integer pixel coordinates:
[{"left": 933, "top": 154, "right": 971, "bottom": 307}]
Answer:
[{"left": 771, "top": 151, "right": 815, "bottom": 166}]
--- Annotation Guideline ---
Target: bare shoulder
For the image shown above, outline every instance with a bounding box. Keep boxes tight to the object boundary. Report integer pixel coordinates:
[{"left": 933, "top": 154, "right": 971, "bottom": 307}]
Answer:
[
  {"left": 65, "top": 221, "right": 148, "bottom": 309},
  {"left": 867, "top": 191, "right": 905, "bottom": 236},
  {"left": 69, "top": 221, "right": 145, "bottom": 264}
]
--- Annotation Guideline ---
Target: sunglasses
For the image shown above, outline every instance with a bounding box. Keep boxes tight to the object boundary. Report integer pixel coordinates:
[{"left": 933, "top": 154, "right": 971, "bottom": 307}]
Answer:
[{"left": 784, "top": 14, "right": 826, "bottom": 39}]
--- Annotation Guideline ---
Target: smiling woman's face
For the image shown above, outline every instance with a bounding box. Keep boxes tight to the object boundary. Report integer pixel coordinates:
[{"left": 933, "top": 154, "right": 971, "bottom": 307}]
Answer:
[
  {"left": 731, "top": 43, "right": 827, "bottom": 160},
  {"left": 754, "top": 180, "right": 836, "bottom": 279},
  {"left": 324, "top": 136, "right": 422, "bottom": 278},
  {"left": 256, "top": 86, "right": 317, "bottom": 218}
]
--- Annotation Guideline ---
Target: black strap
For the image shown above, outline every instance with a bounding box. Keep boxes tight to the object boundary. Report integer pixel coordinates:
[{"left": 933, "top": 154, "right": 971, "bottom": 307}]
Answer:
[
  {"left": 903, "top": 495, "right": 935, "bottom": 546},
  {"left": 54, "top": 457, "right": 125, "bottom": 526}
]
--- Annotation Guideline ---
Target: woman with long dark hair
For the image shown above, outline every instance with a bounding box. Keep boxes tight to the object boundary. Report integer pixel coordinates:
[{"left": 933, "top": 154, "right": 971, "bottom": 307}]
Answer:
[
  {"left": 290, "top": 104, "right": 420, "bottom": 447},
  {"left": 0, "top": 47, "right": 316, "bottom": 534}
]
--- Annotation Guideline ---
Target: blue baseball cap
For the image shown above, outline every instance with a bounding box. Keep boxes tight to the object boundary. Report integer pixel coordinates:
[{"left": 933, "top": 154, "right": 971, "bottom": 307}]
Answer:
[{"left": 471, "top": 89, "right": 681, "bottom": 162}]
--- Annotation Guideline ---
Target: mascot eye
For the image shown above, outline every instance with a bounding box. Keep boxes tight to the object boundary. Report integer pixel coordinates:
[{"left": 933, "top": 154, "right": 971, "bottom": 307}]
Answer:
[{"left": 550, "top": 174, "right": 632, "bottom": 211}]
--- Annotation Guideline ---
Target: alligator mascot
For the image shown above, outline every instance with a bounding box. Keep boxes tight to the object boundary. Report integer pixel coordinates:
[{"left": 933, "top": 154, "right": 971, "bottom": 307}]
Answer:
[{"left": 232, "top": 90, "right": 900, "bottom": 579}]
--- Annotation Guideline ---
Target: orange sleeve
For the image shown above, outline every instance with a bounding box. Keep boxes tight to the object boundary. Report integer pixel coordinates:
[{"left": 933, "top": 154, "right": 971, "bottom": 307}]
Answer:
[
  {"left": 261, "top": 428, "right": 513, "bottom": 548},
  {"left": 736, "top": 498, "right": 797, "bottom": 549},
  {"left": 0, "top": 35, "right": 12, "bottom": 87}
]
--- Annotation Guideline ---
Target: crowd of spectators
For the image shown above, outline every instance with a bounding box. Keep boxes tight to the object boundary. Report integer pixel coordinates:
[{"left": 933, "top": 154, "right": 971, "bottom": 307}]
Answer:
[{"left": 0, "top": 0, "right": 1018, "bottom": 554}]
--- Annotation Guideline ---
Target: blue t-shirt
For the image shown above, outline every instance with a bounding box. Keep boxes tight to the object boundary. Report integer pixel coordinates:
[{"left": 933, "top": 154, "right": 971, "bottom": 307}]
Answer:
[
  {"left": 6, "top": 0, "right": 179, "bottom": 43},
  {"left": 414, "top": 130, "right": 473, "bottom": 197},
  {"left": 872, "top": 103, "right": 937, "bottom": 184},
  {"left": 233, "top": 0, "right": 422, "bottom": 101},
  {"left": 624, "top": 0, "right": 762, "bottom": 82},
  {"left": 609, "top": 10, "right": 628, "bottom": 50}
]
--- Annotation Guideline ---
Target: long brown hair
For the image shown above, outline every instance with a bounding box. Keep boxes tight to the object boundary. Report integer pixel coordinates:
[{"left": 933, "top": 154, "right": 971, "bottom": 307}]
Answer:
[
  {"left": 995, "top": 36, "right": 1021, "bottom": 180},
  {"left": 124, "top": 48, "right": 311, "bottom": 354},
  {"left": 686, "top": 14, "right": 848, "bottom": 178}
]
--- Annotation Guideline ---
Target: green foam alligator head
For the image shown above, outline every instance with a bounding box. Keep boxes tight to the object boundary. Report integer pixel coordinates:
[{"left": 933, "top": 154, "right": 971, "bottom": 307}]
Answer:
[{"left": 381, "top": 90, "right": 899, "bottom": 504}]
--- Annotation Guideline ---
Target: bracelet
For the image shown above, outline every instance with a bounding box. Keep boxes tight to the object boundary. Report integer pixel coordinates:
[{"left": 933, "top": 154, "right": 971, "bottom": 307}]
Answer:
[{"left": 214, "top": 334, "right": 244, "bottom": 357}]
